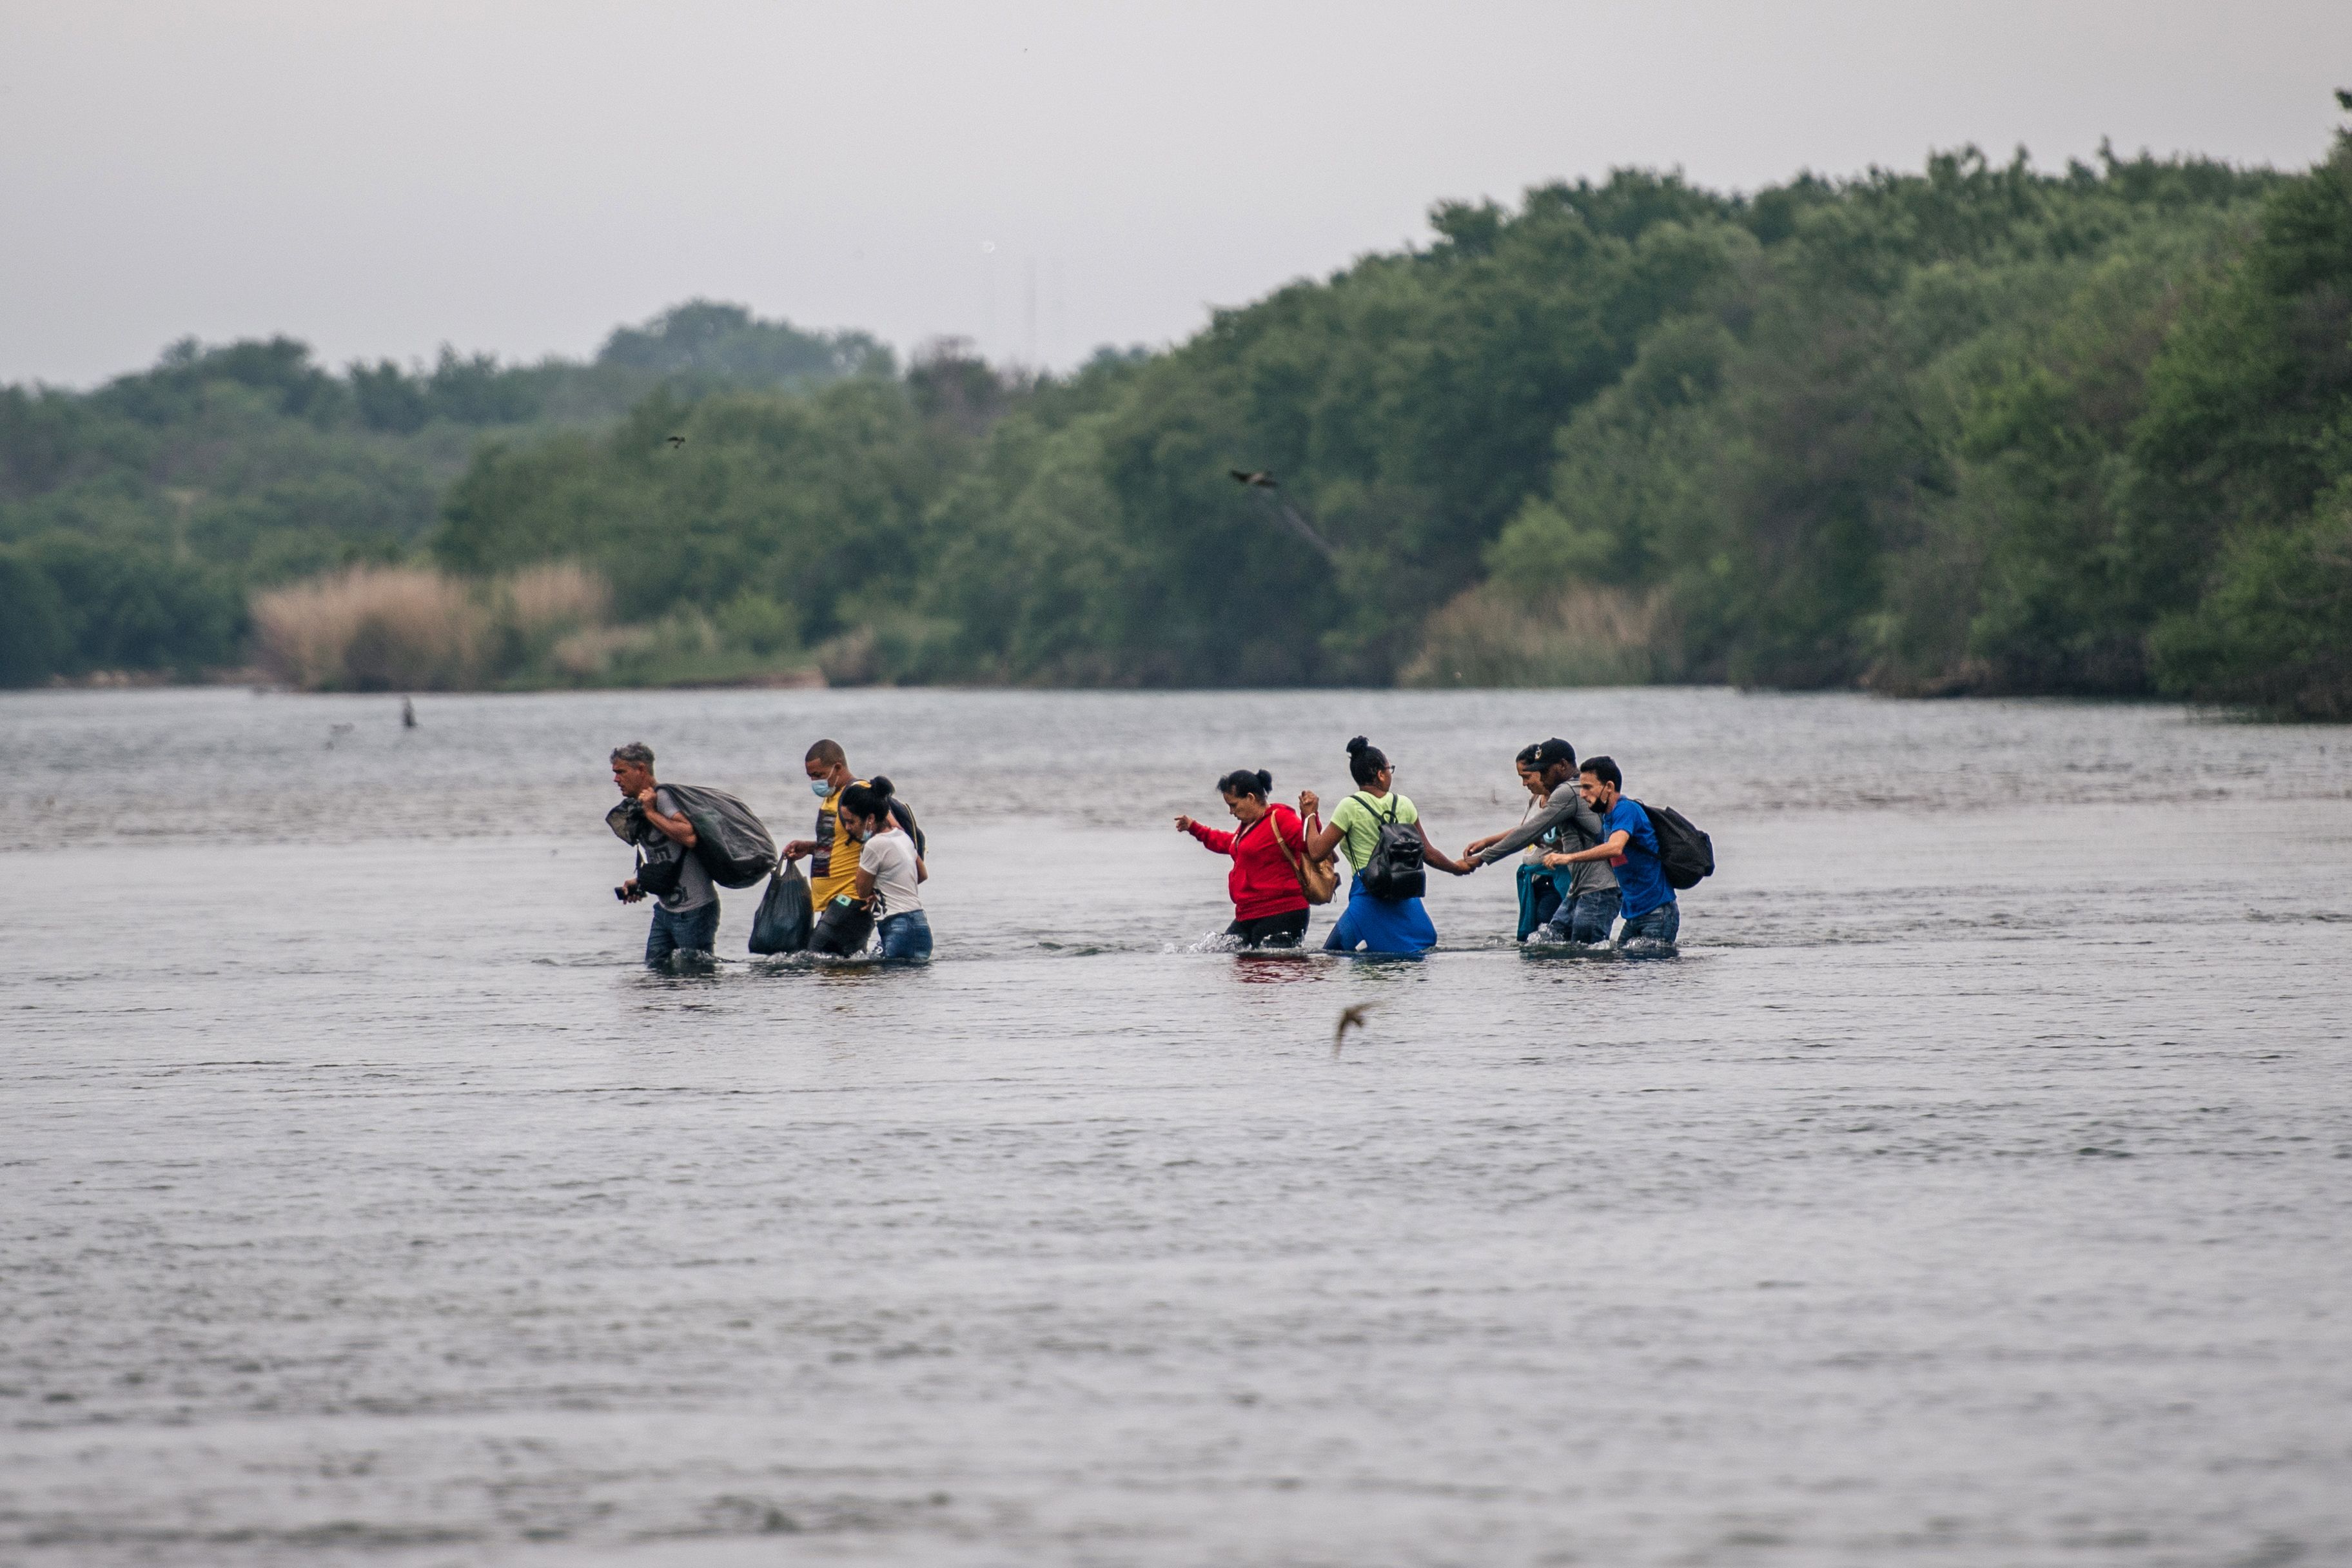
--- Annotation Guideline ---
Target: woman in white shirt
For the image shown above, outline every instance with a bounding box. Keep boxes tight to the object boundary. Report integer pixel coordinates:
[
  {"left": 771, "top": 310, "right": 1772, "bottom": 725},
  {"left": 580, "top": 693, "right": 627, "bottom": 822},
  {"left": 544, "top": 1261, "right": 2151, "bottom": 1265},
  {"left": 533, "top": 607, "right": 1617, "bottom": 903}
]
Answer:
[{"left": 838, "top": 777, "right": 930, "bottom": 962}]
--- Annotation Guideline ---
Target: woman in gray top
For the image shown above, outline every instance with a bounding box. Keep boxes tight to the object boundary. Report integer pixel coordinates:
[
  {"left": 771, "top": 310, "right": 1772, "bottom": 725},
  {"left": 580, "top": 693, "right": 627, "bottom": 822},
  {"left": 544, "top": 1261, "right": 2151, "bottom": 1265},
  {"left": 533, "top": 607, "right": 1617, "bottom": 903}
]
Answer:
[{"left": 1463, "top": 738, "right": 1618, "bottom": 945}]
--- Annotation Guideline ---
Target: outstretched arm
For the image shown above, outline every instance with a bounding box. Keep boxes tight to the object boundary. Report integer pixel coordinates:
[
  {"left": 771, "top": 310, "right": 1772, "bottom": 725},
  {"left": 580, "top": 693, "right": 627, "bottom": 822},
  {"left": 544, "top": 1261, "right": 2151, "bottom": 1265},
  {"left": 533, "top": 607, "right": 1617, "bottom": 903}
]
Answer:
[
  {"left": 1468, "top": 794, "right": 1582, "bottom": 867},
  {"left": 1416, "top": 822, "right": 1472, "bottom": 876},
  {"left": 1547, "top": 829, "right": 1629, "bottom": 868},
  {"left": 1178, "top": 816, "right": 1236, "bottom": 854}
]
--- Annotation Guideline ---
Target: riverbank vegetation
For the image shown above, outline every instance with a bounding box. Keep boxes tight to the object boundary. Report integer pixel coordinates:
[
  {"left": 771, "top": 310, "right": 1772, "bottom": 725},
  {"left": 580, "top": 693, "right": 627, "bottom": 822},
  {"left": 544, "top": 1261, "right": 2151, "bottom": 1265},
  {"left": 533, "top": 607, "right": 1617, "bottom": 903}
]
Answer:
[{"left": 6, "top": 105, "right": 2349, "bottom": 714}]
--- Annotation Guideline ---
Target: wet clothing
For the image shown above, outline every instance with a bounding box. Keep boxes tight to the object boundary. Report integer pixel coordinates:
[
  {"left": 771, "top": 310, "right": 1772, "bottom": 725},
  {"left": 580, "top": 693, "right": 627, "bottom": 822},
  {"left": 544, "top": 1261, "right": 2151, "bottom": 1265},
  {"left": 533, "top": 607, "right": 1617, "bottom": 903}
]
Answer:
[
  {"left": 1602, "top": 798, "right": 1673, "bottom": 922},
  {"left": 1226, "top": 908, "right": 1309, "bottom": 948},
  {"left": 1186, "top": 805, "right": 1311, "bottom": 922},
  {"left": 1546, "top": 887, "right": 1621, "bottom": 945},
  {"left": 878, "top": 909, "right": 933, "bottom": 963},
  {"left": 1619, "top": 900, "right": 1680, "bottom": 948},
  {"left": 649, "top": 787, "right": 716, "bottom": 914},
  {"left": 1475, "top": 785, "right": 1616, "bottom": 897},
  {"left": 859, "top": 827, "right": 922, "bottom": 917},
  {"left": 1514, "top": 861, "right": 1577, "bottom": 940},
  {"left": 1329, "top": 791, "right": 1418, "bottom": 875},
  {"left": 645, "top": 900, "right": 718, "bottom": 968},
  {"left": 1323, "top": 874, "right": 1437, "bottom": 955}
]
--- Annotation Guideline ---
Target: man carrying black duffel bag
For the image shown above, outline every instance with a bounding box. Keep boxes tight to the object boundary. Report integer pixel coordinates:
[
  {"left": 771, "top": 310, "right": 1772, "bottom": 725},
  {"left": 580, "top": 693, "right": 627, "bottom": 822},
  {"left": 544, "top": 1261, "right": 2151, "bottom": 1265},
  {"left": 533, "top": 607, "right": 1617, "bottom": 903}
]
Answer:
[{"left": 609, "top": 741, "right": 721, "bottom": 969}]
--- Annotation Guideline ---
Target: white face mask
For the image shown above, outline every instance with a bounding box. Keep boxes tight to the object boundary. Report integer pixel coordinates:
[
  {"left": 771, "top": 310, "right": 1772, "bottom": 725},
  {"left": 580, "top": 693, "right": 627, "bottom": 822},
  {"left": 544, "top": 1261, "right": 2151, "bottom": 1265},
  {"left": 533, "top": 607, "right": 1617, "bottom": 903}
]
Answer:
[{"left": 810, "top": 779, "right": 836, "bottom": 799}]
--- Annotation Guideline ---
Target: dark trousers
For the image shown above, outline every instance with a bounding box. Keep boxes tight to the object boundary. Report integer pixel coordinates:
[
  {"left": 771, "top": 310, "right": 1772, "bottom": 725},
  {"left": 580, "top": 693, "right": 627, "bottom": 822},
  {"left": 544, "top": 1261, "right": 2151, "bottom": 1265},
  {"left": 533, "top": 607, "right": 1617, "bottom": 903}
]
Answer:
[
  {"left": 1227, "top": 908, "right": 1309, "bottom": 948},
  {"left": 1546, "top": 887, "right": 1621, "bottom": 945},
  {"left": 645, "top": 901, "right": 720, "bottom": 968},
  {"left": 1618, "top": 901, "right": 1680, "bottom": 948}
]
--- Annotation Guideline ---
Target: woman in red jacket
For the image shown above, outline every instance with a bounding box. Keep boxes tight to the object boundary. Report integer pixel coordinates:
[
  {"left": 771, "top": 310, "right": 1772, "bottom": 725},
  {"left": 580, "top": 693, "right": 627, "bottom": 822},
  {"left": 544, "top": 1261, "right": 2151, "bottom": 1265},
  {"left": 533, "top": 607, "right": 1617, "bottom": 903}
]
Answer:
[{"left": 1175, "top": 768, "right": 1317, "bottom": 948}]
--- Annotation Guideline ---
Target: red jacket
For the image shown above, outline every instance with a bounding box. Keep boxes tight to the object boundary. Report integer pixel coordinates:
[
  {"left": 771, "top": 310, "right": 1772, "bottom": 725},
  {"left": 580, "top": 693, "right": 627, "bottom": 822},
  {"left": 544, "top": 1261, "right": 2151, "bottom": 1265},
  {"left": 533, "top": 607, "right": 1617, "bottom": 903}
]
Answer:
[{"left": 1188, "top": 804, "right": 1311, "bottom": 919}]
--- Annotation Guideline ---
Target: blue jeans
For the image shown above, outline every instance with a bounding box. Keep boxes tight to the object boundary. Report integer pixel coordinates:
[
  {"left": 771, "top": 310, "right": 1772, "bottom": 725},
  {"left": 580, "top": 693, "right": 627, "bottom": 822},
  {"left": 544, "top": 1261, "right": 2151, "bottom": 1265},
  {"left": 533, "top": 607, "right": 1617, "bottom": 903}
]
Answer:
[
  {"left": 1547, "top": 886, "right": 1621, "bottom": 945},
  {"left": 645, "top": 901, "right": 719, "bottom": 968},
  {"left": 878, "top": 910, "right": 933, "bottom": 963},
  {"left": 1617, "top": 900, "right": 1680, "bottom": 948}
]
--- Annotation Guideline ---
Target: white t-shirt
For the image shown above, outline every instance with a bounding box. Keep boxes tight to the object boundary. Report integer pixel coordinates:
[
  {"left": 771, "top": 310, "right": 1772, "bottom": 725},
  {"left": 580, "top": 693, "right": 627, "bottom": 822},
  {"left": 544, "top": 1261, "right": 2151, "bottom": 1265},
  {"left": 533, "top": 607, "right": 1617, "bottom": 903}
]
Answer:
[{"left": 859, "top": 827, "right": 923, "bottom": 917}]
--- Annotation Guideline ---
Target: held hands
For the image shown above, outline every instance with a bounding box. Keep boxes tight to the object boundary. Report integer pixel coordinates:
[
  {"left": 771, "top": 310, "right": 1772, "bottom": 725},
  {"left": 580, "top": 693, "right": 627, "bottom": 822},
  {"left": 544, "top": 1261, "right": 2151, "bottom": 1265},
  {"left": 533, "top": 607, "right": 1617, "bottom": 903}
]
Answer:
[{"left": 1297, "top": 790, "right": 1320, "bottom": 819}]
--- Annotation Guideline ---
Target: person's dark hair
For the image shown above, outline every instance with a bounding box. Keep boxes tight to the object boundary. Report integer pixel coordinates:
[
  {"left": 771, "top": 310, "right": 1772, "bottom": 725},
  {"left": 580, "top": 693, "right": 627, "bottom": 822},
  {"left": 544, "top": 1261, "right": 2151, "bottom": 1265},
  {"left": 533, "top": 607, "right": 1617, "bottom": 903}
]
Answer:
[
  {"left": 1344, "top": 735, "right": 1389, "bottom": 787},
  {"left": 805, "top": 738, "right": 847, "bottom": 767},
  {"left": 1514, "top": 743, "right": 1542, "bottom": 770},
  {"left": 1580, "top": 755, "right": 1622, "bottom": 790},
  {"left": 839, "top": 775, "right": 895, "bottom": 821},
  {"left": 1534, "top": 737, "right": 1576, "bottom": 773},
  {"left": 1217, "top": 768, "right": 1273, "bottom": 801},
  {"left": 611, "top": 741, "right": 654, "bottom": 767}
]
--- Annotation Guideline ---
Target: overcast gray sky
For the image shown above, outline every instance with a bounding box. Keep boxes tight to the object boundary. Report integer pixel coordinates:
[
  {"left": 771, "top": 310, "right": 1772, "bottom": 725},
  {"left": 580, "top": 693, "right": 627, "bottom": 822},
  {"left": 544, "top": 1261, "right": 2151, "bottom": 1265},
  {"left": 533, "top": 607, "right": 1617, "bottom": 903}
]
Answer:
[{"left": 3, "top": 0, "right": 2346, "bottom": 386}]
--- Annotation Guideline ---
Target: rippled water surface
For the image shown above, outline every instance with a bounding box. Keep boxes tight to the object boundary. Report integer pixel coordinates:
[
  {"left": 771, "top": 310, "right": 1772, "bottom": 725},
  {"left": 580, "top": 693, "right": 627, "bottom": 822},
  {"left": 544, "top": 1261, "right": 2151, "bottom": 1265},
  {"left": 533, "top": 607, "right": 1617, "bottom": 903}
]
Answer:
[{"left": 6, "top": 687, "right": 2351, "bottom": 1567}]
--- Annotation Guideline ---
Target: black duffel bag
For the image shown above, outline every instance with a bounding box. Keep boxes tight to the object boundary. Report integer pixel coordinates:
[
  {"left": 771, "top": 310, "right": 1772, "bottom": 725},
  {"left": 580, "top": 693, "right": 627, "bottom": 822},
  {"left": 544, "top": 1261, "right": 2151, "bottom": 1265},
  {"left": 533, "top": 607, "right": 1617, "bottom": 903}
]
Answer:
[{"left": 749, "top": 861, "right": 814, "bottom": 955}]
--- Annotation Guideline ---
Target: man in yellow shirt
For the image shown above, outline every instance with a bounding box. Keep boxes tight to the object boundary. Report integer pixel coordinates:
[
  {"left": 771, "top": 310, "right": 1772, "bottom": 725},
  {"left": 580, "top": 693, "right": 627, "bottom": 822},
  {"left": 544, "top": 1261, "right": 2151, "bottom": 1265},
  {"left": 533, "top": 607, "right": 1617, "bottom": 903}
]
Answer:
[
  {"left": 782, "top": 738, "right": 926, "bottom": 906},
  {"left": 783, "top": 738, "right": 866, "bottom": 906}
]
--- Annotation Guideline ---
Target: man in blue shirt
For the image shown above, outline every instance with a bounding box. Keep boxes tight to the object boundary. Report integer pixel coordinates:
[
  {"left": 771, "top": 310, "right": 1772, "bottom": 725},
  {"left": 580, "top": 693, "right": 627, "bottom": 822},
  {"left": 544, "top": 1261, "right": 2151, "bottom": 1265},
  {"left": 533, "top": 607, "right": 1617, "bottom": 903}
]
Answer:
[{"left": 1543, "top": 755, "right": 1678, "bottom": 948}]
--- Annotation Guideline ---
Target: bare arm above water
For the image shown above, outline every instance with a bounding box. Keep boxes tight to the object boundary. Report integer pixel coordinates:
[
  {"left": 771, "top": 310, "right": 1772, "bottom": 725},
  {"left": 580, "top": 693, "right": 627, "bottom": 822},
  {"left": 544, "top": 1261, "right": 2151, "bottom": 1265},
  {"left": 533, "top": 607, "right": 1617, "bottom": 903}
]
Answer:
[{"left": 636, "top": 787, "right": 698, "bottom": 848}]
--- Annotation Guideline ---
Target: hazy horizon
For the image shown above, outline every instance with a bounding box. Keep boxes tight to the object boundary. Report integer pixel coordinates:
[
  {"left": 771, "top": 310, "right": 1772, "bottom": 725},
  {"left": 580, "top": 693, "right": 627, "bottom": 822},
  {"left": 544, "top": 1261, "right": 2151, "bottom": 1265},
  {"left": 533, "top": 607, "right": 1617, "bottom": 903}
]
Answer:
[{"left": 5, "top": 0, "right": 2349, "bottom": 388}]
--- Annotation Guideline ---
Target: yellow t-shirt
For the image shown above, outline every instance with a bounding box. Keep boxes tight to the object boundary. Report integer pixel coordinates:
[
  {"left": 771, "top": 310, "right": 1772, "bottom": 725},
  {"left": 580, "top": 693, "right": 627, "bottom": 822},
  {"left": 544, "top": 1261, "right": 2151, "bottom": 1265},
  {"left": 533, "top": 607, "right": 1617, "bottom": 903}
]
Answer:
[{"left": 808, "top": 779, "right": 869, "bottom": 906}]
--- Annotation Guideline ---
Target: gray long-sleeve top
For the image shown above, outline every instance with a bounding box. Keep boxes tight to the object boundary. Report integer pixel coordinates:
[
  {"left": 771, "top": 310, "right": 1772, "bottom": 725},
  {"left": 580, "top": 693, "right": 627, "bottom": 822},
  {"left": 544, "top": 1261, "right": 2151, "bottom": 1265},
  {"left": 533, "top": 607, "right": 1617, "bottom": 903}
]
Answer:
[{"left": 1474, "top": 785, "right": 1618, "bottom": 895}]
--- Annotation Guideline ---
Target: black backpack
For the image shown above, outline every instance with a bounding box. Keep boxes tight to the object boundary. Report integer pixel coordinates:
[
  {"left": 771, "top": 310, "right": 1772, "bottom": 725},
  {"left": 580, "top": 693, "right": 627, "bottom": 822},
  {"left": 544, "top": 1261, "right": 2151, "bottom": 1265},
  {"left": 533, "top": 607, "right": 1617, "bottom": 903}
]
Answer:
[
  {"left": 1634, "top": 801, "right": 1715, "bottom": 890},
  {"left": 1351, "top": 792, "right": 1427, "bottom": 901}
]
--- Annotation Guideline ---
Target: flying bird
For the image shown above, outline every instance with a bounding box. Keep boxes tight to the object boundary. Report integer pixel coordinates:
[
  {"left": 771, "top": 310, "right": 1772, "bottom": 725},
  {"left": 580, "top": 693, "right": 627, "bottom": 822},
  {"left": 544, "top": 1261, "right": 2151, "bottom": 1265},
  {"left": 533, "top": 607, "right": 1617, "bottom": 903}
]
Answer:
[
  {"left": 1333, "top": 1003, "right": 1372, "bottom": 1052},
  {"left": 1229, "top": 469, "right": 1277, "bottom": 489},
  {"left": 667, "top": 434, "right": 687, "bottom": 448}
]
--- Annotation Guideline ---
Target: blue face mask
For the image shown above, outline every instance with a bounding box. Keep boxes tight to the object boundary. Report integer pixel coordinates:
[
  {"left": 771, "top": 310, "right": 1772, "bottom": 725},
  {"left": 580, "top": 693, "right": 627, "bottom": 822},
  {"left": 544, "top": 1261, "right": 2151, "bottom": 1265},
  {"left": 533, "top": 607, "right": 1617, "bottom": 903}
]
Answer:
[{"left": 810, "top": 779, "right": 836, "bottom": 799}]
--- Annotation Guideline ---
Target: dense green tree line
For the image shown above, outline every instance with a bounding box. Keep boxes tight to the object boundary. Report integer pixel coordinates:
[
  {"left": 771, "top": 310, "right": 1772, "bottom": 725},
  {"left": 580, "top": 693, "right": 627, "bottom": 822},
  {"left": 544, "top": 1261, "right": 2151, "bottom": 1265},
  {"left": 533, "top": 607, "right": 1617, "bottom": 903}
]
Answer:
[
  {"left": 0, "top": 304, "right": 884, "bottom": 681},
  {"left": 8, "top": 110, "right": 2351, "bottom": 712}
]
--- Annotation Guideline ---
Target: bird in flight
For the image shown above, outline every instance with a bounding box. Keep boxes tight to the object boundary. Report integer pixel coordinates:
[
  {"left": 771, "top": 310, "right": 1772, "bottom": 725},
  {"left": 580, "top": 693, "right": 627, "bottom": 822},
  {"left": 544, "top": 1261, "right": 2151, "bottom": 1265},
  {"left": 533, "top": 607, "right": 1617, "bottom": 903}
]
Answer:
[
  {"left": 1333, "top": 1003, "right": 1371, "bottom": 1052},
  {"left": 1229, "top": 469, "right": 1277, "bottom": 488},
  {"left": 667, "top": 434, "right": 687, "bottom": 448}
]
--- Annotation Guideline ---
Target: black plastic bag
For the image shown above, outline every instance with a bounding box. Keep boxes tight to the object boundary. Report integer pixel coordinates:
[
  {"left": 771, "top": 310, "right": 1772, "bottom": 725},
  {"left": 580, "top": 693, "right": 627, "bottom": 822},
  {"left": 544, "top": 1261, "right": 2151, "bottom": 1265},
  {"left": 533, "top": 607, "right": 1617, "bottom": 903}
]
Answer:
[
  {"left": 607, "top": 785, "right": 778, "bottom": 889},
  {"left": 664, "top": 783, "right": 778, "bottom": 888},
  {"left": 749, "top": 863, "right": 813, "bottom": 955},
  {"left": 808, "top": 892, "right": 875, "bottom": 957}
]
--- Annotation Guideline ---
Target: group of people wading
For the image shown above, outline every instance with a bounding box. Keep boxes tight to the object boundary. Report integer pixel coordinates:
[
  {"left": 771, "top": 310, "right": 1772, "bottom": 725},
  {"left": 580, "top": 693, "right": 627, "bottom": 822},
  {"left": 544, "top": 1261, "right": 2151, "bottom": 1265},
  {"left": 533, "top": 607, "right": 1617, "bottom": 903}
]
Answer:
[
  {"left": 1178, "top": 734, "right": 1687, "bottom": 956},
  {"left": 611, "top": 729, "right": 1698, "bottom": 968},
  {"left": 611, "top": 738, "right": 930, "bottom": 969}
]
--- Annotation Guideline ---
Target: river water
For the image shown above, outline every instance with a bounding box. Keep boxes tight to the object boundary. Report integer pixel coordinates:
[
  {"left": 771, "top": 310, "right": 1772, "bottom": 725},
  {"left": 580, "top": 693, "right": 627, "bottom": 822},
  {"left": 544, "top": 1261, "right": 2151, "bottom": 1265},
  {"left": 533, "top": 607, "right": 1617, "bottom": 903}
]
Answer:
[{"left": 5, "top": 687, "right": 2349, "bottom": 1567}]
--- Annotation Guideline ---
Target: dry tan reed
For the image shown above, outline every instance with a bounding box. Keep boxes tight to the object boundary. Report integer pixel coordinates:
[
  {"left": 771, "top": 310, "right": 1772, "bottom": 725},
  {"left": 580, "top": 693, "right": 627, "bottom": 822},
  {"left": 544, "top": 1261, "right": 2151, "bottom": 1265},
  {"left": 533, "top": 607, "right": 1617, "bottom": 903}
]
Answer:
[
  {"left": 1402, "top": 583, "right": 1669, "bottom": 688},
  {"left": 502, "top": 561, "right": 611, "bottom": 638},
  {"left": 250, "top": 565, "right": 493, "bottom": 691}
]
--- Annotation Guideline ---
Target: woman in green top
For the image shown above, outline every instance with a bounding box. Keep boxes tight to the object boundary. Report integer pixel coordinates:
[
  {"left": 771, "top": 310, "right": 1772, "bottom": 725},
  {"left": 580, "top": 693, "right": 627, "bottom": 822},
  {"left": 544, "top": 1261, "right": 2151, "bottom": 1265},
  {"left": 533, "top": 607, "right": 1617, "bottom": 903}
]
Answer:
[{"left": 1299, "top": 735, "right": 1471, "bottom": 954}]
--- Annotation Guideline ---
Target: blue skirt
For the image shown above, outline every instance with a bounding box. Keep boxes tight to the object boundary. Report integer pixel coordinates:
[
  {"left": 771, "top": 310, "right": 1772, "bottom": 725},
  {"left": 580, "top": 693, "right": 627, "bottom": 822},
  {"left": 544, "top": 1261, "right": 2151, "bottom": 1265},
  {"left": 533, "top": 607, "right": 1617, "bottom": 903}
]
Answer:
[{"left": 1323, "top": 874, "right": 1437, "bottom": 954}]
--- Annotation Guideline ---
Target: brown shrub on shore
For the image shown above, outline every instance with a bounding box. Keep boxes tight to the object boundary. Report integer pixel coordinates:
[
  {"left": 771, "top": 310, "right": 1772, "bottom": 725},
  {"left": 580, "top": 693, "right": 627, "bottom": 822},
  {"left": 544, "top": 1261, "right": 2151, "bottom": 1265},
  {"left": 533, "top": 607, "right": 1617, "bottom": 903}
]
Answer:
[
  {"left": 502, "top": 561, "right": 611, "bottom": 640},
  {"left": 251, "top": 566, "right": 494, "bottom": 691},
  {"left": 1401, "top": 583, "right": 1671, "bottom": 688}
]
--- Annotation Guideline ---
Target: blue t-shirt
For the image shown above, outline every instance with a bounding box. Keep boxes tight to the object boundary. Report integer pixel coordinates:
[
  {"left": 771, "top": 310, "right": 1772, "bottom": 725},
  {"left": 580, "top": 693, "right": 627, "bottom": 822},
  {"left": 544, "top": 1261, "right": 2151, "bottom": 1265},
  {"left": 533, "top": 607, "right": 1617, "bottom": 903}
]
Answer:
[{"left": 1603, "top": 798, "right": 1673, "bottom": 920}]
